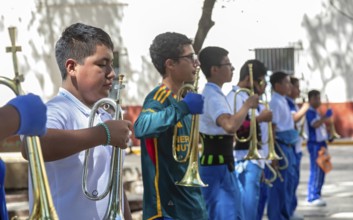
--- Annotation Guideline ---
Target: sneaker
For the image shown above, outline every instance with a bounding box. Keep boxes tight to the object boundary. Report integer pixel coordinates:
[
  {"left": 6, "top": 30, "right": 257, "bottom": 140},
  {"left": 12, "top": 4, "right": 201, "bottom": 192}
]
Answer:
[
  {"left": 290, "top": 212, "right": 304, "bottom": 220},
  {"left": 307, "top": 198, "right": 327, "bottom": 207}
]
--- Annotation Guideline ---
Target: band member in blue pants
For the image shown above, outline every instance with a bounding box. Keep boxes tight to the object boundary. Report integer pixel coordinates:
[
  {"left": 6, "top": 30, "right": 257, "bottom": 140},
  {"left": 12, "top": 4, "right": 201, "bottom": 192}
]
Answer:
[
  {"left": 305, "top": 89, "right": 332, "bottom": 207},
  {"left": 268, "top": 71, "right": 298, "bottom": 220}
]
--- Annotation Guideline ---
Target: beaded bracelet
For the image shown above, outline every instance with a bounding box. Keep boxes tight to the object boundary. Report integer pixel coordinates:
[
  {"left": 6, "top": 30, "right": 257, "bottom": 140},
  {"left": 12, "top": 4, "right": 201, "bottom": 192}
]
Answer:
[{"left": 98, "top": 122, "right": 111, "bottom": 146}]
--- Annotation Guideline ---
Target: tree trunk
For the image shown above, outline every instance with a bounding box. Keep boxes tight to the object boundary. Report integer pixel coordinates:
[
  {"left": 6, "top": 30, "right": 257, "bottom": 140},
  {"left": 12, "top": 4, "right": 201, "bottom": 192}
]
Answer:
[{"left": 193, "top": 0, "right": 217, "bottom": 54}]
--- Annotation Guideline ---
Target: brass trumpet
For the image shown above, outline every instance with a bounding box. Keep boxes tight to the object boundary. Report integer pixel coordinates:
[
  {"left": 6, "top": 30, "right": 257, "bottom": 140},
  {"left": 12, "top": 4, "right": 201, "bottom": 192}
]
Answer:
[
  {"left": 233, "top": 64, "right": 263, "bottom": 160},
  {"left": 325, "top": 94, "right": 341, "bottom": 141},
  {"left": 82, "top": 74, "right": 125, "bottom": 219},
  {"left": 171, "top": 68, "right": 207, "bottom": 187},
  {"left": 263, "top": 161, "right": 277, "bottom": 187},
  {"left": 276, "top": 141, "right": 289, "bottom": 171},
  {"left": 1, "top": 27, "right": 58, "bottom": 220},
  {"left": 259, "top": 94, "right": 281, "bottom": 161},
  {"left": 298, "top": 97, "right": 308, "bottom": 140},
  {"left": 259, "top": 94, "right": 283, "bottom": 186}
]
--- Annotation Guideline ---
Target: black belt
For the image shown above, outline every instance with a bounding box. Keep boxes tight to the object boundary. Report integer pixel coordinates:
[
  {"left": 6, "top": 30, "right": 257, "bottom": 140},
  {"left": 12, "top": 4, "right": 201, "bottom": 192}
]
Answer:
[{"left": 199, "top": 133, "right": 234, "bottom": 171}]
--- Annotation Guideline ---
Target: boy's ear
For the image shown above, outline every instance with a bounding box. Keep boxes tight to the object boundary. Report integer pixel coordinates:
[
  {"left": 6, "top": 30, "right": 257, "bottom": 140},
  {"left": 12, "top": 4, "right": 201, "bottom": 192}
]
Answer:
[
  {"left": 66, "top": 59, "right": 77, "bottom": 77},
  {"left": 165, "top": 58, "right": 175, "bottom": 68}
]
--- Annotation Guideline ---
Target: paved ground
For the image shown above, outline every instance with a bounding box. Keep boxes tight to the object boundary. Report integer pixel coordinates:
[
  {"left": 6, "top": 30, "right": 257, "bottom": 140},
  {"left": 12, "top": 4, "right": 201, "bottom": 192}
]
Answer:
[
  {"left": 126, "top": 143, "right": 353, "bottom": 220},
  {"left": 288, "top": 144, "right": 353, "bottom": 220},
  {"left": 5, "top": 143, "right": 353, "bottom": 219}
]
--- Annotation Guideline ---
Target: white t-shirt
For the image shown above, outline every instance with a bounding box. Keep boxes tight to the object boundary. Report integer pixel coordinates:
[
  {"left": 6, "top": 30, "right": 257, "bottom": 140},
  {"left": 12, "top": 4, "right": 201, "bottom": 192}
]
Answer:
[{"left": 28, "top": 88, "right": 115, "bottom": 220}]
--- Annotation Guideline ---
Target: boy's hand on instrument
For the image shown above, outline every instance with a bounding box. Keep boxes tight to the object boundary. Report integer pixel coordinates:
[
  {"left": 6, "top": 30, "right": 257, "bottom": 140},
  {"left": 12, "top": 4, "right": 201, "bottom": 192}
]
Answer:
[
  {"left": 7, "top": 93, "right": 47, "bottom": 136},
  {"left": 245, "top": 94, "right": 259, "bottom": 109},
  {"left": 182, "top": 93, "right": 204, "bottom": 114},
  {"left": 325, "top": 109, "right": 333, "bottom": 118},
  {"left": 106, "top": 120, "right": 132, "bottom": 149},
  {"left": 258, "top": 109, "right": 272, "bottom": 122}
]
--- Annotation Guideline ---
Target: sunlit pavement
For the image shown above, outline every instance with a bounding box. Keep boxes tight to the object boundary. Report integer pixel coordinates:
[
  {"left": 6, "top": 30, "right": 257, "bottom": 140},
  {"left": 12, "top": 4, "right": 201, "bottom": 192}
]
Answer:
[
  {"left": 294, "top": 143, "right": 353, "bottom": 220},
  {"left": 127, "top": 142, "right": 353, "bottom": 220}
]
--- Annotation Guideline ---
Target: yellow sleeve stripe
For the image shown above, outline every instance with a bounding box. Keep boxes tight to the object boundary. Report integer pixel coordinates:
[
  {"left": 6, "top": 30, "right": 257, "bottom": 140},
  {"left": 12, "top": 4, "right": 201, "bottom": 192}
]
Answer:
[
  {"left": 153, "top": 85, "right": 171, "bottom": 104},
  {"left": 153, "top": 85, "right": 166, "bottom": 100},
  {"left": 160, "top": 90, "right": 171, "bottom": 103},
  {"left": 142, "top": 108, "right": 156, "bottom": 113}
]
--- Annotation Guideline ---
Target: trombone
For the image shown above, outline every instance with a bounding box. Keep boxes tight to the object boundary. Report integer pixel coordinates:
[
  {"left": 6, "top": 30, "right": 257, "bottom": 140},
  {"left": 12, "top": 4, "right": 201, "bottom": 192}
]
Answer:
[
  {"left": 171, "top": 68, "right": 207, "bottom": 187},
  {"left": 1, "top": 27, "right": 58, "bottom": 219},
  {"left": 82, "top": 74, "right": 126, "bottom": 220},
  {"left": 233, "top": 63, "right": 263, "bottom": 160}
]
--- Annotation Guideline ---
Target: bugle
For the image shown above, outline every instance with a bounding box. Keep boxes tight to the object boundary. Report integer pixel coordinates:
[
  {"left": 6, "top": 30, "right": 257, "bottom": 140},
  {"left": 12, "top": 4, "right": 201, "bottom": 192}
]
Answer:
[
  {"left": 82, "top": 74, "right": 126, "bottom": 220},
  {"left": 325, "top": 94, "right": 341, "bottom": 140},
  {"left": 258, "top": 94, "right": 282, "bottom": 185},
  {"left": 263, "top": 161, "right": 277, "bottom": 187},
  {"left": 233, "top": 63, "right": 263, "bottom": 160},
  {"left": 259, "top": 94, "right": 281, "bottom": 161},
  {"left": 171, "top": 68, "right": 207, "bottom": 187},
  {"left": 276, "top": 141, "right": 289, "bottom": 171},
  {"left": 1, "top": 27, "right": 58, "bottom": 220}
]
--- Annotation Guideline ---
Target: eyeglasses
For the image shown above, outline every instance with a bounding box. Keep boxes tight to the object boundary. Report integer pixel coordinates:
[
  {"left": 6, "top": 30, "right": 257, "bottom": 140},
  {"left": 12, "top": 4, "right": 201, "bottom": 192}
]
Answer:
[
  {"left": 217, "top": 63, "right": 233, "bottom": 68},
  {"left": 173, "top": 53, "right": 198, "bottom": 63}
]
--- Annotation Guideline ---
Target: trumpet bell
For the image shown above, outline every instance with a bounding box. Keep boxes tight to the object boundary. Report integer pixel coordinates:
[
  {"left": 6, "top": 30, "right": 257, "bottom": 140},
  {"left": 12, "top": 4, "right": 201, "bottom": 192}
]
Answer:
[
  {"left": 266, "top": 151, "right": 282, "bottom": 161},
  {"left": 329, "top": 130, "right": 341, "bottom": 140},
  {"left": 175, "top": 161, "right": 208, "bottom": 187},
  {"left": 243, "top": 149, "right": 263, "bottom": 160}
]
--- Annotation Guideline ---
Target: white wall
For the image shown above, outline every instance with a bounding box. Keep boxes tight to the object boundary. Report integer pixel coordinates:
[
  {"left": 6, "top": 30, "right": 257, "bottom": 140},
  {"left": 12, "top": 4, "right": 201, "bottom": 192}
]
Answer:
[{"left": 0, "top": 0, "right": 352, "bottom": 105}]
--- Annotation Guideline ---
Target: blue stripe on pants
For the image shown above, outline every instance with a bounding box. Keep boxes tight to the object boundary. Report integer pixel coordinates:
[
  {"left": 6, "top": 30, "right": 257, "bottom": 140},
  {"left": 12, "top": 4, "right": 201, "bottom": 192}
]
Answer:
[{"left": 307, "top": 141, "right": 326, "bottom": 202}]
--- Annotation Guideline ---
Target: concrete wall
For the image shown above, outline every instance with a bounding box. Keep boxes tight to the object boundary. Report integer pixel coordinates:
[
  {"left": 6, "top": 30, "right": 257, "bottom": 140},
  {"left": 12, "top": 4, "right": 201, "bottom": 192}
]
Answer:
[{"left": 1, "top": 0, "right": 353, "bottom": 136}]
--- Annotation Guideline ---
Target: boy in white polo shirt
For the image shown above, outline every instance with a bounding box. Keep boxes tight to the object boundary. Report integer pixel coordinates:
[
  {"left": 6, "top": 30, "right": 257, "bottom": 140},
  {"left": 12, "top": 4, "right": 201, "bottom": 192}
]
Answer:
[
  {"left": 267, "top": 71, "right": 298, "bottom": 220},
  {"left": 22, "top": 23, "right": 132, "bottom": 220},
  {"left": 198, "top": 47, "right": 259, "bottom": 220}
]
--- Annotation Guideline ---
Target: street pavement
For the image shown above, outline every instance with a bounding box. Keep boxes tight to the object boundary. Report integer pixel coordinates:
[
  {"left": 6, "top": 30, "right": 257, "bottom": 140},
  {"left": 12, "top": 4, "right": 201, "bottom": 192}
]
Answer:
[
  {"left": 126, "top": 142, "right": 353, "bottom": 220},
  {"left": 287, "top": 143, "right": 353, "bottom": 220},
  {"left": 5, "top": 143, "right": 353, "bottom": 219}
]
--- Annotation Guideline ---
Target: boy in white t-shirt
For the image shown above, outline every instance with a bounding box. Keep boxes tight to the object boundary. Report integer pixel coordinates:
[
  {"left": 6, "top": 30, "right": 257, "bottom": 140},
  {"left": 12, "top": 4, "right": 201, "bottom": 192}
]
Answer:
[{"left": 21, "top": 23, "right": 132, "bottom": 220}]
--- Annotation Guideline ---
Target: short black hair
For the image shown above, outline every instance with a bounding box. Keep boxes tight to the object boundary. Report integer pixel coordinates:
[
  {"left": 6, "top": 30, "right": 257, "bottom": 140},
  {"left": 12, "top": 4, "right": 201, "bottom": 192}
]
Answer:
[
  {"left": 198, "top": 46, "right": 229, "bottom": 78},
  {"left": 290, "top": 76, "right": 299, "bottom": 85},
  {"left": 149, "top": 32, "right": 192, "bottom": 77},
  {"left": 308, "top": 89, "right": 320, "bottom": 100},
  {"left": 239, "top": 59, "right": 267, "bottom": 81},
  {"left": 270, "top": 71, "right": 289, "bottom": 88},
  {"left": 55, "top": 23, "right": 114, "bottom": 80}
]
